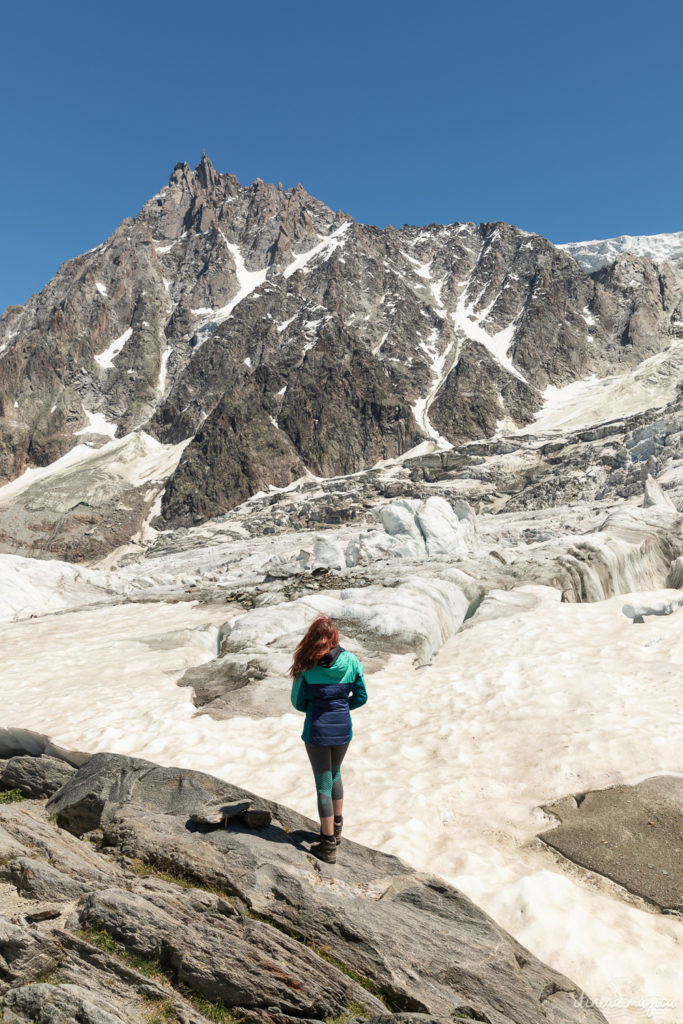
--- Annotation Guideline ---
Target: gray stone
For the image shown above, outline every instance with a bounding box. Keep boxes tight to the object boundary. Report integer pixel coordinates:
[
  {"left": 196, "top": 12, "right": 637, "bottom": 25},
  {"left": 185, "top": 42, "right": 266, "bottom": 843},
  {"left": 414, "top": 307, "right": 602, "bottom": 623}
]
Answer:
[
  {"left": 189, "top": 801, "right": 251, "bottom": 825},
  {"left": 77, "top": 885, "right": 385, "bottom": 1018},
  {"left": 188, "top": 801, "right": 271, "bottom": 828},
  {"left": 0, "top": 857, "right": 93, "bottom": 901},
  {"left": 0, "top": 796, "right": 123, "bottom": 889},
  {"left": 539, "top": 775, "right": 683, "bottom": 913},
  {"left": 3, "top": 982, "right": 129, "bottom": 1023},
  {"left": 1, "top": 755, "right": 76, "bottom": 799},
  {"left": 0, "top": 916, "right": 60, "bottom": 987}
]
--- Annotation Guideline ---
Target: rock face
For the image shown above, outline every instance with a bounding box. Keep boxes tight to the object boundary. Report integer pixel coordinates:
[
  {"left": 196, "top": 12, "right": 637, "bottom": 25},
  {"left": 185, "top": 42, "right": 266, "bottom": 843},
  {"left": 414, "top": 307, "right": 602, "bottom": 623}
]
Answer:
[
  {"left": 0, "top": 749, "right": 608, "bottom": 1024},
  {"left": 1, "top": 155, "right": 682, "bottom": 552}
]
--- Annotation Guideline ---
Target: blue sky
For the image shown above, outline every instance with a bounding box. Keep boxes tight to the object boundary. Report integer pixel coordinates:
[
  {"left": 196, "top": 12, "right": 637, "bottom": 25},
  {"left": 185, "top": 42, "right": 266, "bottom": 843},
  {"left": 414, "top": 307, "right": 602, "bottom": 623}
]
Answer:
[{"left": 2, "top": 0, "right": 682, "bottom": 311}]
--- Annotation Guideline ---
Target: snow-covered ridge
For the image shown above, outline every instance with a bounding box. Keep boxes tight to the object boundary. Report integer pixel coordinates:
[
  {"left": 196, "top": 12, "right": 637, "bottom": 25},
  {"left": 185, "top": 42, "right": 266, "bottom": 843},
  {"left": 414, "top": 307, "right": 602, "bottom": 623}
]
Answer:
[
  {"left": 0, "top": 430, "right": 190, "bottom": 509},
  {"left": 559, "top": 229, "right": 683, "bottom": 272}
]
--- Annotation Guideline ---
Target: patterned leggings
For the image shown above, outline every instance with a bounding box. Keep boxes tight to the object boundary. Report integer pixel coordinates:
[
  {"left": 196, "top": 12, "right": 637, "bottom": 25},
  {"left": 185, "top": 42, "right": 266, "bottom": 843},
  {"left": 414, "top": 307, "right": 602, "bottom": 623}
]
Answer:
[{"left": 304, "top": 742, "right": 349, "bottom": 818}]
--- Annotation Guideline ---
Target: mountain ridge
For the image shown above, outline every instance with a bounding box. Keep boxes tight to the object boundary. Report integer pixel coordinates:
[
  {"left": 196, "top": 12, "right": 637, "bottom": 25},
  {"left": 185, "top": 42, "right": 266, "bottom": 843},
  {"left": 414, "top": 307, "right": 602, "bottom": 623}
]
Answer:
[{"left": 1, "top": 156, "right": 681, "bottom": 556}]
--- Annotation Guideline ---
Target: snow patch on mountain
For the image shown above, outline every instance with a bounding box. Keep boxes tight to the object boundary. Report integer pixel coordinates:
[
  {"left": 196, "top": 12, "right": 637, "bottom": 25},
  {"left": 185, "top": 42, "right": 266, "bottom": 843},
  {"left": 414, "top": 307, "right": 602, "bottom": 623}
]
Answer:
[
  {"left": 283, "top": 222, "right": 351, "bottom": 279},
  {"left": 452, "top": 294, "right": 526, "bottom": 383},
  {"left": 0, "top": 431, "right": 191, "bottom": 509},
  {"left": 74, "top": 407, "right": 118, "bottom": 439},
  {"left": 95, "top": 327, "right": 132, "bottom": 369},
  {"left": 157, "top": 346, "right": 171, "bottom": 392},
  {"left": 411, "top": 326, "right": 458, "bottom": 445},
  {"left": 518, "top": 338, "right": 683, "bottom": 434}
]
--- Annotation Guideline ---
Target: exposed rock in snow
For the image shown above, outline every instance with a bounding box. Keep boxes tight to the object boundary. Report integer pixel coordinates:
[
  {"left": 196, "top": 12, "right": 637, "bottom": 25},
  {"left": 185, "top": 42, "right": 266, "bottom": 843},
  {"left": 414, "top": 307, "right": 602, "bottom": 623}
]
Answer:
[{"left": 539, "top": 775, "right": 683, "bottom": 913}]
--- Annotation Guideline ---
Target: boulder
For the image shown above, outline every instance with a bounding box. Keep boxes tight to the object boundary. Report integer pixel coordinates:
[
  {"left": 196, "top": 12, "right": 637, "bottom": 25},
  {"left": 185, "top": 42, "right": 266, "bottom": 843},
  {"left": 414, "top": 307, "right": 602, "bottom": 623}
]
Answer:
[
  {"left": 0, "top": 857, "right": 93, "bottom": 901},
  {"left": 0, "top": 754, "right": 76, "bottom": 799},
  {"left": 539, "top": 775, "right": 683, "bottom": 913}
]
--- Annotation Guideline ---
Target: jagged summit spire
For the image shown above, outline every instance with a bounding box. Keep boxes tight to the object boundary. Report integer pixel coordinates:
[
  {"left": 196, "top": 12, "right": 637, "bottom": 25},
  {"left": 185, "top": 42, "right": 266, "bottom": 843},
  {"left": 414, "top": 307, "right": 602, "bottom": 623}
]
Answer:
[
  {"left": 168, "top": 155, "right": 221, "bottom": 191},
  {"left": 195, "top": 153, "right": 219, "bottom": 189}
]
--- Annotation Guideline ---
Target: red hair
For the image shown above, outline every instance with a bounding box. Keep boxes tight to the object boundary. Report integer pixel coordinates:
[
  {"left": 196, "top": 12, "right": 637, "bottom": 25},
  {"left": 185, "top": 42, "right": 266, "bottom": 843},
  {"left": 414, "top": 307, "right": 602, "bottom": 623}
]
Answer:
[{"left": 290, "top": 614, "right": 339, "bottom": 679}]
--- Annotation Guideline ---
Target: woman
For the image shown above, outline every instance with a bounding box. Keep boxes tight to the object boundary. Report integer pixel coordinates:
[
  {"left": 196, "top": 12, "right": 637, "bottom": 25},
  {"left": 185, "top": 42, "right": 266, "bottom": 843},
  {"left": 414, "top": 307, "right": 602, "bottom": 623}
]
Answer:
[{"left": 290, "top": 613, "right": 368, "bottom": 863}]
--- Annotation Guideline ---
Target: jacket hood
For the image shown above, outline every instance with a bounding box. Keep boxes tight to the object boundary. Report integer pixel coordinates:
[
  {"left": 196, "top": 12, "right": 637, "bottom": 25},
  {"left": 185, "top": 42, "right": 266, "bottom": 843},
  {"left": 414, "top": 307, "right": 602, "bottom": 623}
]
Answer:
[{"left": 317, "top": 644, "right": 344, "bottom": 669}]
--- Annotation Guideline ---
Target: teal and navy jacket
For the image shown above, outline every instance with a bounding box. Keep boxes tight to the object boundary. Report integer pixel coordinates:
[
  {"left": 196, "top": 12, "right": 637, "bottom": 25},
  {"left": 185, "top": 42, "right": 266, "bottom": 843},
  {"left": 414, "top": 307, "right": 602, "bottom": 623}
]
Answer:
[{"left": 291, "top": 645, "right": 367, "bottom": 745}]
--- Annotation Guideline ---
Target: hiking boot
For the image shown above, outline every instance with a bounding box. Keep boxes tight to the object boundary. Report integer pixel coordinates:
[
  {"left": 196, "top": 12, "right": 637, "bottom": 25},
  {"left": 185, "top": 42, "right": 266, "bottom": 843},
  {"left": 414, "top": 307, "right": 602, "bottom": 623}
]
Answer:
[
  {"left": 310, "top": 833, "right": 337, "bottom": 863},
  {"left": 334, "top": 815, "right": 343, "bottom": 843}
]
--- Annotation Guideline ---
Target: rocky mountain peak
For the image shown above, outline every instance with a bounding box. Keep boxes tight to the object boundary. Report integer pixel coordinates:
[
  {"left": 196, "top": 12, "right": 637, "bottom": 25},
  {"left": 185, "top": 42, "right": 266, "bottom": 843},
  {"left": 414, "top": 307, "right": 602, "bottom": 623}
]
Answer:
[
  {"left": 168, "top": 160, "right": 192, "bottom": 187},
  {"left": 167, "top": 155, "right": 238, "bottom": 202},
  {"left": 195, "top": 152, "right": 219, "bottom": 190},
  {"left": 0, "top": 161, "right": 681, "bottom": 554}
]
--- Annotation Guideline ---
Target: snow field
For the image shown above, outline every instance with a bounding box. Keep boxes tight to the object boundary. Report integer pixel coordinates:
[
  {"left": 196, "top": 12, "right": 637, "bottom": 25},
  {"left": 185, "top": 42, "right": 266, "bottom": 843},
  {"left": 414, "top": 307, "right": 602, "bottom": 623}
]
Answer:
[
  {"left": 0, "top": 431, "right": 190, "bottom": 516},
  {"left": 2, "top": 586, "right": 682, "bottom": 1021},
  {"left": 519, "top": 339, "right": 683, "bottom": 435},
  {"left": 74, "top": 407, "right": 118, "bottom": 438}
]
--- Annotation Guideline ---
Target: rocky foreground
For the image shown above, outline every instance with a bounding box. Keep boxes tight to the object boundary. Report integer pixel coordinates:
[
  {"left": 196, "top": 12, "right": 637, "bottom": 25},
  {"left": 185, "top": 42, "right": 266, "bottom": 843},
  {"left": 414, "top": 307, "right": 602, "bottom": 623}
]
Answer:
[{"left": 0, "top": 747, "right": 608, "bottom": 1024}]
